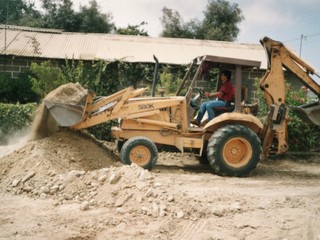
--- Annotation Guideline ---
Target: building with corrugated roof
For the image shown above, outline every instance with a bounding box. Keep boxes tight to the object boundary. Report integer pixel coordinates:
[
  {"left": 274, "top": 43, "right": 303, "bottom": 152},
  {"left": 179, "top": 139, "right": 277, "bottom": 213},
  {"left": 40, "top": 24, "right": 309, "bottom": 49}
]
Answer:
[
  {"left": 0, "top": 25, "right": 270, "bottom": 102},
  {"left": 0, "top": 25, "right": 266, "bottom": 67}
]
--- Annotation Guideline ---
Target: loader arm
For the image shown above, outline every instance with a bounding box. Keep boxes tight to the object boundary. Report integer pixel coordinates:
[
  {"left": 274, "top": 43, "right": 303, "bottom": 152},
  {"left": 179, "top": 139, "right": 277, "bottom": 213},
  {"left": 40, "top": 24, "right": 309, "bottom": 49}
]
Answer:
[
  {"left": 69, "top": 87, "right": 184, "bottom": 130},
  {"left": 259, "top": 36, "right": 320, "bottom": 156}
]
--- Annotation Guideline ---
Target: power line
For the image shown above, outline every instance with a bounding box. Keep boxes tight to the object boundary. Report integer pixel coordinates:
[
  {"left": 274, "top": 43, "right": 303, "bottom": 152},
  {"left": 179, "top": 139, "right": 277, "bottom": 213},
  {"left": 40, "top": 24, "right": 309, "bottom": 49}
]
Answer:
[
  {"left": 282, "top": 32, "right": 320, "bottom": 59},
  {"left": 284, "top": 32, "right": 320, "bottom": 43},
  {"left": 284, "top": 37, "right": 301, "bottom": 43},
  {"left": 308, "top": 32, "right": 320, "bottom": 38}
]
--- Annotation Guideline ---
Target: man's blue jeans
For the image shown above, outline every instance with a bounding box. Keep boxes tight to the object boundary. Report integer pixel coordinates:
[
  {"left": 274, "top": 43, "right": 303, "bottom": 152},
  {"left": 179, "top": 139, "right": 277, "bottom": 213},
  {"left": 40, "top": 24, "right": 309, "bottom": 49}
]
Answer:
[{"left": 196, "top": 100, "right": 226, "bottom": 124}]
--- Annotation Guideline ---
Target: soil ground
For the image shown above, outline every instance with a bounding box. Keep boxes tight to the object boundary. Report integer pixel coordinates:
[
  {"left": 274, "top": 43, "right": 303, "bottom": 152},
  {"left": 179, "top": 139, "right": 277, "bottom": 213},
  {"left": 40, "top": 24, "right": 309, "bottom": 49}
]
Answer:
[{"left": 0, "top": 129, "right": 320, "bottom": 240}]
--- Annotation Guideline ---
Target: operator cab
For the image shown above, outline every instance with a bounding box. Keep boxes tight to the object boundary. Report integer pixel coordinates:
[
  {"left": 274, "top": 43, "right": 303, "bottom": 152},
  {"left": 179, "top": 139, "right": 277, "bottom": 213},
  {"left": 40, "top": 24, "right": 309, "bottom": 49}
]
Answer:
[{"left": 175, "top": 55, "right": 261, "bottom": 127}]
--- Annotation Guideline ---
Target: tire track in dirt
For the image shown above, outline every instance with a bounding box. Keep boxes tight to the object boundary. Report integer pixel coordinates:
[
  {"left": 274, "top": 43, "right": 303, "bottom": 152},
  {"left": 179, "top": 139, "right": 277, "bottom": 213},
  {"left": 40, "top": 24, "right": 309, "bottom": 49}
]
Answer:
[{"left": 171, "top": 219, "right": 207, "bottom": 240}]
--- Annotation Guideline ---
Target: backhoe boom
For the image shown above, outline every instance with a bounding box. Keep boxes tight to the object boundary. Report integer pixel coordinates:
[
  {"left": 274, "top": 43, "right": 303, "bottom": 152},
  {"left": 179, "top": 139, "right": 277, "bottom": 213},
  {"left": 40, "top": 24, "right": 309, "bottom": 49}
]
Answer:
[{"left": 259, "top": 37, "right": 320, "bottom": 156}]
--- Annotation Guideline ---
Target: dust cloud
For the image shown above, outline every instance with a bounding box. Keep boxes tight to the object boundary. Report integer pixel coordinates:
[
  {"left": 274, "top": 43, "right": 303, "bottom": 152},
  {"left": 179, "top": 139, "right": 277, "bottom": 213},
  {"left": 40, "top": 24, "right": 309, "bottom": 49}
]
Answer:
[{"left": 0, "top": 128, "right": 30, "bottom": 158}]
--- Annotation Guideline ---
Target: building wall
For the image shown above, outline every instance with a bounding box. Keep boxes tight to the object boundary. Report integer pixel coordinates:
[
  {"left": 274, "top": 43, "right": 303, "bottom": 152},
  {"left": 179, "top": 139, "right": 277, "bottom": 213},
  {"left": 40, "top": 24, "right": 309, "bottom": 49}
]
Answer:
[
  {"left": 0, "top": 56, "right": 34, "bottom": 78},
  {"left": 0, "top": 55, "right": 304, "bottom": 103},
  {"left": 0, "top": 55, "right": 57, "bottom": 78}
]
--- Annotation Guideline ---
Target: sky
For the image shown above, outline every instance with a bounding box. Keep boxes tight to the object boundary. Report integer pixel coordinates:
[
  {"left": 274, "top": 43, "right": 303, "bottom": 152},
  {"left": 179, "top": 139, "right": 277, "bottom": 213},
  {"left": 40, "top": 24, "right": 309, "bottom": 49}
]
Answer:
[{"left": 35, "top": 0, "right": 320, "bottom": 73}]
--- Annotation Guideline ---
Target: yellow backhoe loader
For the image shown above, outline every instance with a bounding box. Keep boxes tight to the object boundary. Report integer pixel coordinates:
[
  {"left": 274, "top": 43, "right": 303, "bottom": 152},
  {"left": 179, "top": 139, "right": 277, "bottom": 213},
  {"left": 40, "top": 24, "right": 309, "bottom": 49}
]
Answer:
[{"left": 45, "top": 37, "right": 320, "bottom": 177}]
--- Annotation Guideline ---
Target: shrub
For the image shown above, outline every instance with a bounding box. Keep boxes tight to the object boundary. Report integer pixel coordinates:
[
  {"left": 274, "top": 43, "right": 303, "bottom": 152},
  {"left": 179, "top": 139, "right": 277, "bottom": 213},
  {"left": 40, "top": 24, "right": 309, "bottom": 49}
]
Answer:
[
  {"left": 286, "top": 85, "right": 319, "bottom": 151},
  {"left": 256, "top": 81, "right": 320, "bottom": 152},
  {"left": 30, "top": 61, "right": 67, "bottom": 98},
  {"left": 159, "top": 66, "right": 183, "bottom": 95},
  {"left": 0, "top": 103, "right": 37, "bottom": 144},
  {"left": 0, "top": 71, "right": 39, "bottom": 103}
]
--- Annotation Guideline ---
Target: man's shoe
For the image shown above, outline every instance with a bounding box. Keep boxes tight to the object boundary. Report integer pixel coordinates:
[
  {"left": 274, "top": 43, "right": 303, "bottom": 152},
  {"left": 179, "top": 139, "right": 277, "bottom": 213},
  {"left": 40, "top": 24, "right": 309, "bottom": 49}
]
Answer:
[
  {"left": 190, "top": 119, "right": 200, "bottom": 127},
  {"left": 200, "top": 119, "right": 209, "bottom": 127}
]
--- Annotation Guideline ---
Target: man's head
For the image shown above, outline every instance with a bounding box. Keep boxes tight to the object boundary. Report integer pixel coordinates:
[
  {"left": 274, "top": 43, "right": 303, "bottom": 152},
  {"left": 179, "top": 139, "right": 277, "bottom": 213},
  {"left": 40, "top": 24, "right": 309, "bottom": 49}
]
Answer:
[{"left": 221, "top": 70, "right": 232, "bottom": 81}]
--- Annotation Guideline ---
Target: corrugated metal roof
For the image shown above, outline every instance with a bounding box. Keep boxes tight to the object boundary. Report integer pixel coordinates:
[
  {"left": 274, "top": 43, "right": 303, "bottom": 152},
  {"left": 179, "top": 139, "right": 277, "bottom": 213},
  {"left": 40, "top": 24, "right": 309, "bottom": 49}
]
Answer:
[
  {"left": 0, "top": 26, "right": 267, "bottom": 68},
  {"left": 0, "top": 24, "right": 63, "bottom": 33}
]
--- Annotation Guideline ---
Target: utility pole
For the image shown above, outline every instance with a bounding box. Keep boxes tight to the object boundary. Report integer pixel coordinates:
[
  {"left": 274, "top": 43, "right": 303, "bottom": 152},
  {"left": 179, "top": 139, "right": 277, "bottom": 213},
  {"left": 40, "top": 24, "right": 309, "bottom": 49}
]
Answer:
[
  {"left": 299, "top": 34, "right": 307, "bottom": 57},
  {"left": 4, "top": 0, "right": 9, "bottom": 52}
]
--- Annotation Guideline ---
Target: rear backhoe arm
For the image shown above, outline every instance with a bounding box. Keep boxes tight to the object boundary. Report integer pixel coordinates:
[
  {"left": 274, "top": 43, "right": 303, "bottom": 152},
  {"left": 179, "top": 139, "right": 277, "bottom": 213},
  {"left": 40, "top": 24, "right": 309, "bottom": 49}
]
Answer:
[{"left": 259, "top": 36, "right": 320, "bottom": 156}]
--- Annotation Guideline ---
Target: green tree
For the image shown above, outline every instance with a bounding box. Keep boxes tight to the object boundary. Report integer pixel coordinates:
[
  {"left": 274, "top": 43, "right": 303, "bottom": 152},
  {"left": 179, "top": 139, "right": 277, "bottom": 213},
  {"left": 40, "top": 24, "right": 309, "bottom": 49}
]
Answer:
[
  {"left": 41, "top": 0, "right": 58, "bottom": 28},
  {"left": 200, "top": 0, "right": 244, "bottom": 41},
  {"left": 160, "top": 7, "right": 196, "bottom": 38},
  {"left": 0, "top": 0, "right": 42, "bottom": 26},
  {"left": 115, "top": 22, "right": 148, "bottom": 36},
  {"left": 41, "top": 0, "right": 80, "bottom": 30},
  {"left": 53, "top": 0, "right": 80, "bottom": 31},
  {"left": 78, "top": 0, "right": 114, "bottom": 33},
  {"left": 160, "top": 0, "right": 244, "bottom": 41},
  {"left": 39, "top": 0, "right": 114, "bottom": 32}
]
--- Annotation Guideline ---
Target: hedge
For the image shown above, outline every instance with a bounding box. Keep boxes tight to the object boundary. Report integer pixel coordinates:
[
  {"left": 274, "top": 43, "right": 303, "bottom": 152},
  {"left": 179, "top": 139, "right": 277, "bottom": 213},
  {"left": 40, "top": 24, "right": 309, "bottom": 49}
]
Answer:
[{"left": 0, "top": 103, "right": 37, "bottom": 144}]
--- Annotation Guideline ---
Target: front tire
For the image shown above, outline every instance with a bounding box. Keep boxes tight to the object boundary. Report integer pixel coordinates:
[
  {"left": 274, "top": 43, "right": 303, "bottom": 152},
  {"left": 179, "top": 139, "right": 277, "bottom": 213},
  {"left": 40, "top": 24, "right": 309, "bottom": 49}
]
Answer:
[
  {"left": 120, "top": 136, "right": 158, "bottom": 170},
  {"left": 207, "top": 124, "right": 262, "bottom": 177}
]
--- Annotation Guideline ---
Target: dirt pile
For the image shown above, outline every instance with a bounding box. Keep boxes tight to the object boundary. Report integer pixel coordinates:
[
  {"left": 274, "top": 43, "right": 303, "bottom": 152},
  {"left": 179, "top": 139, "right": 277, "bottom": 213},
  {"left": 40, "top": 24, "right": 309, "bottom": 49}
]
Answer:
[
  {"left": 44, "top": 82, "right": 87, "bottom": 104},
  {"left": 30, "top": 82, "right": 86, "bottom": 140},
  {"left": 0, "top": 129, "right": 117, "bottom": 185},
  {"left": 0, "top": 129, "right": 210, "bottom": 224}
]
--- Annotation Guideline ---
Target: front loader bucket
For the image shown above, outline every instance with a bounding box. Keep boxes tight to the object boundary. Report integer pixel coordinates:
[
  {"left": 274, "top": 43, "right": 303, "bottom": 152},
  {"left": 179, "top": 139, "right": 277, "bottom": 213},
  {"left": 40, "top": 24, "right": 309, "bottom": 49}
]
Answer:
[
  {"left": 292, "top": 102, "right": 320, "bottom": 126},
  {"left": 45, "top": 100, "right": 85, "bottom": 127}
]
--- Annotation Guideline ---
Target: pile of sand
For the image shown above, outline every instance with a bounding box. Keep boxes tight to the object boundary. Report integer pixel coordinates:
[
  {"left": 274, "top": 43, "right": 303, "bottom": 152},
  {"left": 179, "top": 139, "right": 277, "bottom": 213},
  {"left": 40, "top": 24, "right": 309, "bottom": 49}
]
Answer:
[
  {"left": 44, "top": 82, "right": 87, "bottom": 104},
  {"left": 0, "top": 82, "right": 120, "bottom": 195},
  {"left": 0, "top": 80, "right": 118, "bottom": 203},
  {"left": 0, "top": 126, "right": 194, "bottom": 220},
  {"left": 0, "top": 128, "right": 202, "bottom": 221},
  {"left": 0, "top": 129, "right": 118, "bottom": 180},
  {"left": 30, "top": 82, "right": 87, "bottom": 140}
]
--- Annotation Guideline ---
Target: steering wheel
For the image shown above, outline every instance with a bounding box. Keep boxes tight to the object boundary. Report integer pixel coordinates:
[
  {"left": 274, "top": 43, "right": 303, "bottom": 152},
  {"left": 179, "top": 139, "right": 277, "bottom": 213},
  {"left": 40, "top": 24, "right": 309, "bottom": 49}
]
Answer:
[
  {"left": 194, "top": 87, "right": 208, "bottom": 100},
  {"left": 190, "top": 87, "right": 207, "bottom": 110}
]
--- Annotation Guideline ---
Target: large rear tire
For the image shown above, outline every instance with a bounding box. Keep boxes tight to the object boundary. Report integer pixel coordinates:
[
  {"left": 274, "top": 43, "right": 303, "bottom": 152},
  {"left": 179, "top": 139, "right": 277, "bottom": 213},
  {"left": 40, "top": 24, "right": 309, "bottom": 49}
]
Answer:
[
  {"left": 120, "top": 136, "right": 158, "bottom": 170},
  {"left": 207, "top": 124, "right": 262, "bottom": 177}
]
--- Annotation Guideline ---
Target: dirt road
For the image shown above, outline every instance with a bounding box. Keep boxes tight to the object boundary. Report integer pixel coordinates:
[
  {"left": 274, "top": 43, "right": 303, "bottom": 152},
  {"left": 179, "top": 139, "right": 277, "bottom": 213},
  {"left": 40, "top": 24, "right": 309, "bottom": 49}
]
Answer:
[{"left": 0, "top": 130, "right": 320, "bottom": 240}]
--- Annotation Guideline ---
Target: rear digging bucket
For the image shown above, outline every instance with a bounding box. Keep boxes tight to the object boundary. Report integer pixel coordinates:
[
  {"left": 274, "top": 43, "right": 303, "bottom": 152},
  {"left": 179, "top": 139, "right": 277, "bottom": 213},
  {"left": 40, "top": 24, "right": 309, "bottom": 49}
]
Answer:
[{"left": 292, "top": 101, "right": 320, "bottom": 126}]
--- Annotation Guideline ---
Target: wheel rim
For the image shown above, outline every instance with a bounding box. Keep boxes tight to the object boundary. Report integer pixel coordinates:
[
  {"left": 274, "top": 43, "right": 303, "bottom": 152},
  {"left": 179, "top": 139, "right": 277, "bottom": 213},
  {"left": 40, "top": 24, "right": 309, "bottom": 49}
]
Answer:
[
  {"left": 223, "top": 137, "right": 252, "bottom": 168},
  {"left": 129, "top": 145, "right": 151, "bottom": 166}
]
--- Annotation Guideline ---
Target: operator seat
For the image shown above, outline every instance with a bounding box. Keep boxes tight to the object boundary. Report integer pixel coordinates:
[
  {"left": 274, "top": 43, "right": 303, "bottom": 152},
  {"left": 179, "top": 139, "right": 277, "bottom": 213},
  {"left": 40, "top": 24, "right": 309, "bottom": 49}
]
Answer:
[{"left": 214, "top": 86, "right": 247, "bottom": 115}]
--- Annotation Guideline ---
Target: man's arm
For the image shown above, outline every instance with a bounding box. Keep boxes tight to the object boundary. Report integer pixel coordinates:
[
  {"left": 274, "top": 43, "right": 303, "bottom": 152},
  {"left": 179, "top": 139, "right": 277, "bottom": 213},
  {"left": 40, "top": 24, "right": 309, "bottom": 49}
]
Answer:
[{"left": 204, "top": 91, "right": 222, "bottom": 98}]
